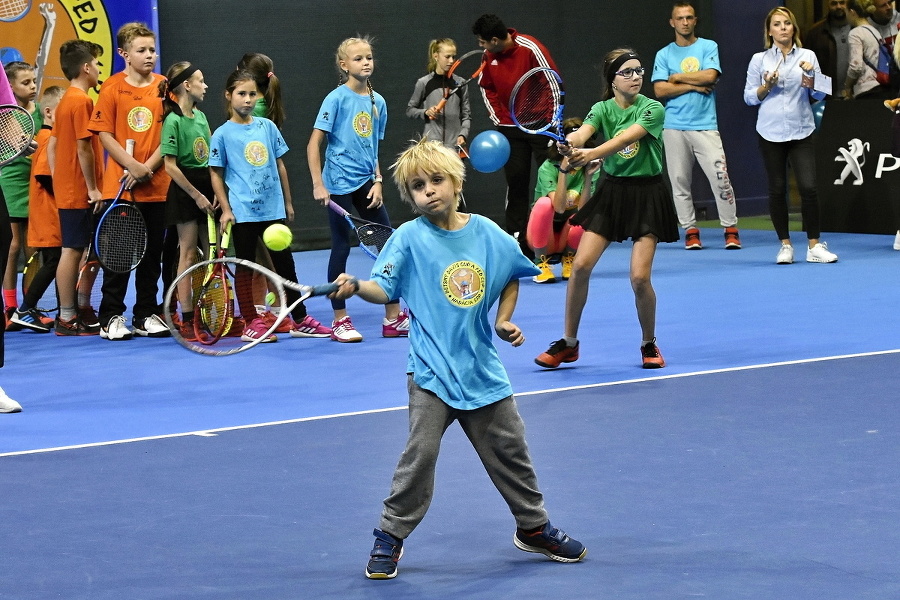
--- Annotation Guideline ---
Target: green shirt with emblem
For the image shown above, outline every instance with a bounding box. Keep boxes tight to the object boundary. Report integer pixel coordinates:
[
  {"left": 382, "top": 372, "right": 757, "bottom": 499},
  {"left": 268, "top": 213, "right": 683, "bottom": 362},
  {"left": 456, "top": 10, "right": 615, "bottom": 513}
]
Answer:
[
  {"left": 583, "top": 94, "right": 664, "bottom": 178},
  {"left": 160, "top": 108, "right": 211, "bottom": 169}
]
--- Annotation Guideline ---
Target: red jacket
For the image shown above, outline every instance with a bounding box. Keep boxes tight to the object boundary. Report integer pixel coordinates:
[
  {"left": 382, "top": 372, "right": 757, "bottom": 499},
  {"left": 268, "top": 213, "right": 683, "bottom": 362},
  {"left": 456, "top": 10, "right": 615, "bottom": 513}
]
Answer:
[{"left": 477, "top": 29, "right": 559, "bottom": 125}]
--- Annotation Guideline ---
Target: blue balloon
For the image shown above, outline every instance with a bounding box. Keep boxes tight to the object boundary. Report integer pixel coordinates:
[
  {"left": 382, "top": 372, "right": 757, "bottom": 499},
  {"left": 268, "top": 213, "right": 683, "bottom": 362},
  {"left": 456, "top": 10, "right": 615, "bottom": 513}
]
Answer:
[
  {"left": 468, "top": 130, "right": 511, "bottom": 173},
  {"left": 812, "top": 100, "right": 826, "bottom": 130}
]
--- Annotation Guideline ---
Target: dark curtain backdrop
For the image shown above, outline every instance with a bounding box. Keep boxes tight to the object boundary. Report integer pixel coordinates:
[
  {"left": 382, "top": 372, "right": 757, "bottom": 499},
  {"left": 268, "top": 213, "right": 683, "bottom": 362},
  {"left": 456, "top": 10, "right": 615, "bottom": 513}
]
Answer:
[{"left": 157, "top": 0, "right": 773, "bottom": 249}]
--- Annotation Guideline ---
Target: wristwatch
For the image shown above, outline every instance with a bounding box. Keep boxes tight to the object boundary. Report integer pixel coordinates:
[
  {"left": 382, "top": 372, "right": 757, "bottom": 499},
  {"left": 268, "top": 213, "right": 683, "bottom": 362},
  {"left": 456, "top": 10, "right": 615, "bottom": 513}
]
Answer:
[{"left": 373, "top": 175, "right": 383, "bottom": 184}]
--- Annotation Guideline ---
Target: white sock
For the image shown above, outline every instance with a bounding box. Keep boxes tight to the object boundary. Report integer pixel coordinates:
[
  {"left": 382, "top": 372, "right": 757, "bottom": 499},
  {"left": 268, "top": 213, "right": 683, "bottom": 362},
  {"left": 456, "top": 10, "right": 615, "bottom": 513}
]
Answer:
[{"left": 563, "top": 336, "right": 578, "bottom": 347}]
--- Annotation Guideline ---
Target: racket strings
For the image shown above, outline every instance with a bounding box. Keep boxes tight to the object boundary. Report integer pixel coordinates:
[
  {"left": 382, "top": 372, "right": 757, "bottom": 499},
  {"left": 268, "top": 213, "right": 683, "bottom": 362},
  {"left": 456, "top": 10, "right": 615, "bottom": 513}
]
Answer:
[
  {"left": 0, "top": 0, "right": 29, "bottom": 21},
  {"left": 352, "top": 221, "right": 393, "bottom": 257},
  {"left": 196, "top": 274, "right": 230, "bottom": 339},
  {"left": 512, "top": 73, "right": 561, "bottom": 132},
  {"left": 96, "top": 204, "right": 147, "bottom": 272},
  {"left": 0, "top": 107, "right": 34, "bottom": 162}
]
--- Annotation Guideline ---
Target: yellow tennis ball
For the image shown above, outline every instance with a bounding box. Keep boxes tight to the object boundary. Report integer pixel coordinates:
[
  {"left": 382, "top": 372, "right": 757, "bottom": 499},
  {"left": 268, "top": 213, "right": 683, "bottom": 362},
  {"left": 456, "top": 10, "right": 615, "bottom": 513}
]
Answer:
[{"left": 263, "top": 224, "right": 292, "bottom": 251}]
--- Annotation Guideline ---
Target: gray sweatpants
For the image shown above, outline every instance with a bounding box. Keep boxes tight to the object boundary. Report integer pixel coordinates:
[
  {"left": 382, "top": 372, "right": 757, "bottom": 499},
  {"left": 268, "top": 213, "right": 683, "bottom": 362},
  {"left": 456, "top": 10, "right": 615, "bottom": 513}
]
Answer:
[
  {"left": 379, "top": 376, "right": 549, "bottom": 539},
  {"left": 663, "top": 128, "right": 738, "bottom": 229}
]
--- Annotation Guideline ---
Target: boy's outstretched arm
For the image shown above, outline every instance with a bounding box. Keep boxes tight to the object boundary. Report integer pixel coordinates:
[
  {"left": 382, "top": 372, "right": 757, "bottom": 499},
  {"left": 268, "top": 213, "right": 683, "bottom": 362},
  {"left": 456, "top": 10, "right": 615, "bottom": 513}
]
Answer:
[
  {"left": 332, "top": 273, "right": 390, "bottom": 305},
  {"left": 495, "top": 280, "right": 525, "bottom": 347}
]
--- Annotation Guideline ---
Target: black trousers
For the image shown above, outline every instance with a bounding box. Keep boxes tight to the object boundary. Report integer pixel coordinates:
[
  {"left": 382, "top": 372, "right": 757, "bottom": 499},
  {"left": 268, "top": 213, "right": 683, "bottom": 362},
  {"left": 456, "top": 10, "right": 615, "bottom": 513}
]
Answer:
[{"left": 497, "top": 127, "right": 550, "bottom": 260}]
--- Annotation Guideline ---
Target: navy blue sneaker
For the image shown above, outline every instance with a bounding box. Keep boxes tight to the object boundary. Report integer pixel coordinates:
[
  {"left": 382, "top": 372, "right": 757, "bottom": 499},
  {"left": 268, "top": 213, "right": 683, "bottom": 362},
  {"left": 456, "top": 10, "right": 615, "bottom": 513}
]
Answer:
[
  {"left": 514, "top": 522, "right": 586, "bottom": 562},
  {"left": 365, "top": 528, "right": 403, "bottom": 579}
]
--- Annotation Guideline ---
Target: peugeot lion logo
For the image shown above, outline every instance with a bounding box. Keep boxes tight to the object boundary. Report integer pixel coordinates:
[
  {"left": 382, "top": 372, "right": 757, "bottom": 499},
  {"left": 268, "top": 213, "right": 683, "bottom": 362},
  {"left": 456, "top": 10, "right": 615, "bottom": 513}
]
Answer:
[{"left": 834, "top": 138, "right": 870, "bottom": 185}]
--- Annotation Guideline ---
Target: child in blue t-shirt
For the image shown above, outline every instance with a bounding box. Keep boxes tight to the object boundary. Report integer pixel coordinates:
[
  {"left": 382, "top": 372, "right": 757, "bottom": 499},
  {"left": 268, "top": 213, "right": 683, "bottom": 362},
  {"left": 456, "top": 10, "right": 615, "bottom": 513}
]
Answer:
[
  {"left": 210, "top": 69, "right": 329, "bottom": 342},
  {"left": 331, "top": 138, "right": 586, "bottom": 580}
]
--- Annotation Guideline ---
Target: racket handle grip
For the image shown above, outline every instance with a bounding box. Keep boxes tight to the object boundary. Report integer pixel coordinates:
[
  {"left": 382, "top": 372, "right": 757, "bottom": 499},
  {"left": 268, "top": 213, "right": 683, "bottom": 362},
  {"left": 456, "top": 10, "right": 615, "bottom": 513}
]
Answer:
[
  {"left": 429, "top": 99, "right": 447, "bottom": 120},
  {"left": 310, "top": 283, "right": 339, "bottom": 297}
]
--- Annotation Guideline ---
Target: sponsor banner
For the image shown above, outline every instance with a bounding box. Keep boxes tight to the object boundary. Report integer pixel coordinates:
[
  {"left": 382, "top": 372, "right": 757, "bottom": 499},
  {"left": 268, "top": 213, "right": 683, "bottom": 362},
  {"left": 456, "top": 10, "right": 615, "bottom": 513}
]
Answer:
[
  {"left": 816, "top": 99, "right": 900, "bottom": 235},
  {"left": 1, "top": 0, "right": 159, "bottom": 98}
]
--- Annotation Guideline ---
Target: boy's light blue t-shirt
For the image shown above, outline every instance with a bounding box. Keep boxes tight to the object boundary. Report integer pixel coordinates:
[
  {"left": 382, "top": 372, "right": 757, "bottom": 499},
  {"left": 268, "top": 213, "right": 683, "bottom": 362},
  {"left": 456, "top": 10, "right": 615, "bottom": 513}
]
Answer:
[
  {"left": 209, "top": 117, "right": 288, "bottom": 223},
  {"left": 371, "top": 214, "right": 539, "bottom": 411},
  {"left": 651, "top": 37, "right": 721, "bottom": 130},
  {"left": 313, "top": 85, "right": 387, "bottom": 195}
]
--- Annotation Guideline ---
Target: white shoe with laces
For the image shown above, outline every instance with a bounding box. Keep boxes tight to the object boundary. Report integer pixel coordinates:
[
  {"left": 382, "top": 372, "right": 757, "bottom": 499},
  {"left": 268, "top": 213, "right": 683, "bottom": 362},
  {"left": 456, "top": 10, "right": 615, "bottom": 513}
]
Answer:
[
  {"left": 894, "top": 230, "right": 900, "bottom": 250},
  {"left": 0, "top": 385, "right": 22, "bottom": 413},
  {"left": 806, "top": 242, "right": 838, "bottom": 263},
  {"left": 775, "top": 244, "right": 794, "bottom": 264},
  {"left": 133, "top": 314, "right": 171, "bottom": 337},
  {"left": 100, "top": 315, "right": 133, "bottom": 341},
  {"left": 331, "top": 315, "right": 363, "bottom": 343}
]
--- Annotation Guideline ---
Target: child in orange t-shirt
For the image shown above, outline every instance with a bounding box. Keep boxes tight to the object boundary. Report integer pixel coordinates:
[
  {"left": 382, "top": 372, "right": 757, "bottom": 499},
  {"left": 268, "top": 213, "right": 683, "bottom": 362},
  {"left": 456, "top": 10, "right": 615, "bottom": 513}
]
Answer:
[
  {"left": 48, "top": 40, "right": 105, "bottom": 336},
  {"left": 9, "top": 86, "right": 65, "bottom": 333},
  {"left": 88, "top": 22, "right": 172, "bottom": 341}
]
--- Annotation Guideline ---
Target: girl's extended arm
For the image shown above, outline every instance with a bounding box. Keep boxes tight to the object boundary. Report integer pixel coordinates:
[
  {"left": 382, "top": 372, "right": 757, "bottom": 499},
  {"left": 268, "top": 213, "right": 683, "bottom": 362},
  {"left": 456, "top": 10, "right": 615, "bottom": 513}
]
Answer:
[
  {"left": 332, "top": 274, "right": 389, "bottom": 304},
  {"left": 276, "top": 157, "right": 294, "bottom": 222},
  {"left": 209, "top": 166, "right": 233, "bottom": 228},
  {"left": 307, "top": 129, "right": 330, "bottom": 206},
  {"left": 495, "top": 279, "right": 525, "bottom": 347}
]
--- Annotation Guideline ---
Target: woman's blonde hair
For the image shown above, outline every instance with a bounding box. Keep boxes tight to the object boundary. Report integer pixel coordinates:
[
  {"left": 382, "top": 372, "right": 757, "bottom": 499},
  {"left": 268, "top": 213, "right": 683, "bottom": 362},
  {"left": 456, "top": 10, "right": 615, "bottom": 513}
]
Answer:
[
  {"left": 391, "top": 138, "right": 466, "bottom": 209},
  {"left": 764, "top": 7, "right": 803, "bottom": 49}
]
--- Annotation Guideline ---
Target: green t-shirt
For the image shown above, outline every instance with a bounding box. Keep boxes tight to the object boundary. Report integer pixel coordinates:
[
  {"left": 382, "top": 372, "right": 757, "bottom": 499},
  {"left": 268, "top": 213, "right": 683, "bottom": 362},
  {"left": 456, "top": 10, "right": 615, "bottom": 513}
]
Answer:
[
  {"left": 532, "top": 159, "right": 601, "bottom": 208},
  {"left": 253, "top": 96, "right": 268, "bottom": 119},
  {"left": 0, "top": 104, "right": 44, "bottom": 217},
  {"left": 583, "top": 94, "right": 664, "bottom": 178},
  {"left": 160, "top": 108, "right": 211, "bottom": 169}
]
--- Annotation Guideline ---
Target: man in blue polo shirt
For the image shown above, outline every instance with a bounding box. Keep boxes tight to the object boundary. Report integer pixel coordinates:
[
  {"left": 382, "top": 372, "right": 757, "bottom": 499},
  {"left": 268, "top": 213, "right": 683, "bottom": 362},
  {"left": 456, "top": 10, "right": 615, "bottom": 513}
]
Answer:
[{"left": 652, "top": 1, "right": 741, "bottom": 251}]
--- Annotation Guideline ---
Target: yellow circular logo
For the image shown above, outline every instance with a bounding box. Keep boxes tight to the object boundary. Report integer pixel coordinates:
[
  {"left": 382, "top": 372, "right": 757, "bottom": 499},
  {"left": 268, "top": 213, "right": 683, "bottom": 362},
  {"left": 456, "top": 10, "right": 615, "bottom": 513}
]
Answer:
[
  {"left": 681, "top": 56, "right": 700, "bottom": 73},
  {"left": 614, "top": 130, "right": 639, "bottom": 159},
  {"left": 193, "top": 137, "right": 209, "bottom": 163},
  {"left": 127, "top": 106, "right": 153, "bottom": 132},
  {"left": 565, "top": 189, "right": 579, "bottom": 210},
  {"left": 442, "top": 261, "right": 485, "bottom": 307},
  {"left": 353, "top": 111, "right": 374, "bottom": 138},
  {"left": 244, "top": 141, "right": 268, "bottom": 166}
]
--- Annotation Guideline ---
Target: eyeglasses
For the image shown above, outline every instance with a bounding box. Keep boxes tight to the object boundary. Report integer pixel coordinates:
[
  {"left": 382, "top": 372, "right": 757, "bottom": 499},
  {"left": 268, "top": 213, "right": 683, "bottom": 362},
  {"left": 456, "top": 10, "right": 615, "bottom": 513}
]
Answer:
[{"left": 615, "top": 67, "right": 645, "bottom": 79}]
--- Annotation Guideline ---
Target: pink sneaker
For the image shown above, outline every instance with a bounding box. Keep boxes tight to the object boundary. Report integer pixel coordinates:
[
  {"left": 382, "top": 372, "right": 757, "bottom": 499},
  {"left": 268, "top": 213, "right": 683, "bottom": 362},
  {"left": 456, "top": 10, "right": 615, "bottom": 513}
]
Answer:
[
  {"left": 331, "top": 315, "right": 363, "bottom": 343},
  {"left": 240, "top": 316, "right": 277, "bottom": 343},
  {"left": 382, "top": 310, "right": 409, "bottom": 338},
  {"left": 290, "top": 315, "right": 331, "bottom": 338}
]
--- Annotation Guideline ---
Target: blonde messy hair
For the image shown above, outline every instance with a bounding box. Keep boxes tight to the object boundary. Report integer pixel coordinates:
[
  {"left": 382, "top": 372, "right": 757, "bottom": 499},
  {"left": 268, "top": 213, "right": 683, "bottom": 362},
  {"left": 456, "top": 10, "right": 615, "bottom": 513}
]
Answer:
[{"left": 391, "top": 138, "right": 466, "bottom": 209}]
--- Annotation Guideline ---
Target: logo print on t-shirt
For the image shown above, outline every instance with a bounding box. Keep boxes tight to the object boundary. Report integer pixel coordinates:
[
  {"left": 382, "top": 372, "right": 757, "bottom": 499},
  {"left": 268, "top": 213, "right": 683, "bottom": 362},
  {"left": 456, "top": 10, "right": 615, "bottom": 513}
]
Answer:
[
  {"left": 244, "top": 141, "right": 268, "bottom": 166},
  {"left": 128, "top": 106, "right": 153, "bottom": 132},
  {"left": 613, "top": 129, "right": 639, "bottom": 160},
  {"left": 353, "top": 111, "right": 373, "bottom": 137},
  {"left": 193, "top": 137, "right": 210, "bottom": 163},
  {"left": 680, "top": 56, "right": 700, "bottom": 73},
  {"left": 442, "top": 261, "right": 485, "bottom": 307}
]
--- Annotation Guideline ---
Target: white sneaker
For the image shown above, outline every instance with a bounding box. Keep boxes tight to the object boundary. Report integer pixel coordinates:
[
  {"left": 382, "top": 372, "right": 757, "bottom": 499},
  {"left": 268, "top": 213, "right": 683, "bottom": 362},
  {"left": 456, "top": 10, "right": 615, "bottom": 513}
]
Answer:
[
  {"left": 806, "top": 242, "right": 838, "bottom": 263},
  {"left": 894, "top": 230, "right": 900, "bottom": 250},
  {"left": 100, "top": 315, "right": 133, "bottom": 341},
  {"left": 776, "top": 244, "right": 794, "bottom": 264},
  {"left": 0, "top": 385, "right": 22, "bottom": 413},
  {"left": 133, "top": 314, "right": 171, "bottom": 337},
  {"left": 331, "top": 315, "right": 363, "bottom": 343}
]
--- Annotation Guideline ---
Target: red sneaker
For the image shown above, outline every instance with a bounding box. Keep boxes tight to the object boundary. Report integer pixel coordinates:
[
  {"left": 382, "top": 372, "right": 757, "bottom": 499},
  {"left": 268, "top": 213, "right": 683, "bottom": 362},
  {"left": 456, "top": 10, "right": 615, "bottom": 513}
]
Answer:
[
  {"left": 534, "top": 339, "right": 579, "bottom": 369},
  {"left": 724, "top": 227, "right": 742, "bottom": 250},
  {"left": 641, "top": 339, "right": 665, "bottom": 369},
  {"left": 684, "top": 227, "right": 702, "bottom": 250}
]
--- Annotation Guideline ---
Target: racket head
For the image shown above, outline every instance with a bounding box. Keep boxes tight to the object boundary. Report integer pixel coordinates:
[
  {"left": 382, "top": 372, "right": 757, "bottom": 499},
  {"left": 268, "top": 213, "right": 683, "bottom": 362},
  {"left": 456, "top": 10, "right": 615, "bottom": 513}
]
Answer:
[
  {"left": 95, "top": 182, "right": 148, "bottom": 273},
  {"left": 0, "top": 0, "right": 31, "bottom": 22},
  {"left": 165, "top": 257, "right": 335, "bottom": 356},
  {"left": 510, "top": 67, "right": 566, "bottom": 142},
  {"left": 21, "top": 250, "right": 58, "bottom": 313},
  {"left": 347, "top": 215, "right": 394, "bottom": 259},
  {"left": 0, "top": 104, "right": 36, "bottom": 166},
  {"left": 447, "top": 49, "right": 486, "bottom": 81}
]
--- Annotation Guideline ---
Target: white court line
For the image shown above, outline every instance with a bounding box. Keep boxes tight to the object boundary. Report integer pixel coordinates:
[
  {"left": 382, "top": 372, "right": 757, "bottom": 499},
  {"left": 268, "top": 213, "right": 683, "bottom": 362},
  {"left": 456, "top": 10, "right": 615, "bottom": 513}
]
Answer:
[{"left": 2, "top": 349, "right": 897, "bottom": 458}]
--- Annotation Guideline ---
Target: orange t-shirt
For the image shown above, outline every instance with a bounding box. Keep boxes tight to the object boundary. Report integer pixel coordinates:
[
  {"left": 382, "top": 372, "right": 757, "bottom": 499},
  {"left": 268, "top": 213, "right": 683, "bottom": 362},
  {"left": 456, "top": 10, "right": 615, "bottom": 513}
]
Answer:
[
  {"left": 51, "top": 87, "right": 104, "bottom": 210},
  {"left": 27, "top": 128, "right": 61, "bottom": 248},
  {"left": 88, "top": 73, "right": 171, "bottom": 202}
]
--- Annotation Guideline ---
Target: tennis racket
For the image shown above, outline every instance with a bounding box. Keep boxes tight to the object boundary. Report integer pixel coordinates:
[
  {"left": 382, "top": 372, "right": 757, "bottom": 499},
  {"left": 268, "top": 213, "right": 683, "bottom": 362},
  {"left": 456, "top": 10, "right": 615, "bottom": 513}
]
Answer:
[
  {"left": 164, "top": 257, "right": 337, "bottom": 356},
  {"left": 430, "top": 49, "right": 485, "bottom": 118},
  {"left": 327, "top": 201, "right": 394, "bottom": 259},
  {"left": 0, "top": 104, "right": 36, "bottom": 166},
  {"left": 509, "top": 67, "right": 567, "bottom": 144},
  {"left": 95, "top": 140, "right": 147, "bottom": 272},
  {"left": 191, "top": 219, "right": 232, "bottom": 344},
  {"left": 21, "top": 250, "right": 58, "bottom": 313}
]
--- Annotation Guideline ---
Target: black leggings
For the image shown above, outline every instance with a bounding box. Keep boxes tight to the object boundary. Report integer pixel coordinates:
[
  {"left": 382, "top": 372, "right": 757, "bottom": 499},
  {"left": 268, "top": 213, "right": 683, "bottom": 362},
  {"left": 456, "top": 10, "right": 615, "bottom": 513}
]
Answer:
[{"left": 757, "top": 133, "right": 821, "bottom": 241}]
